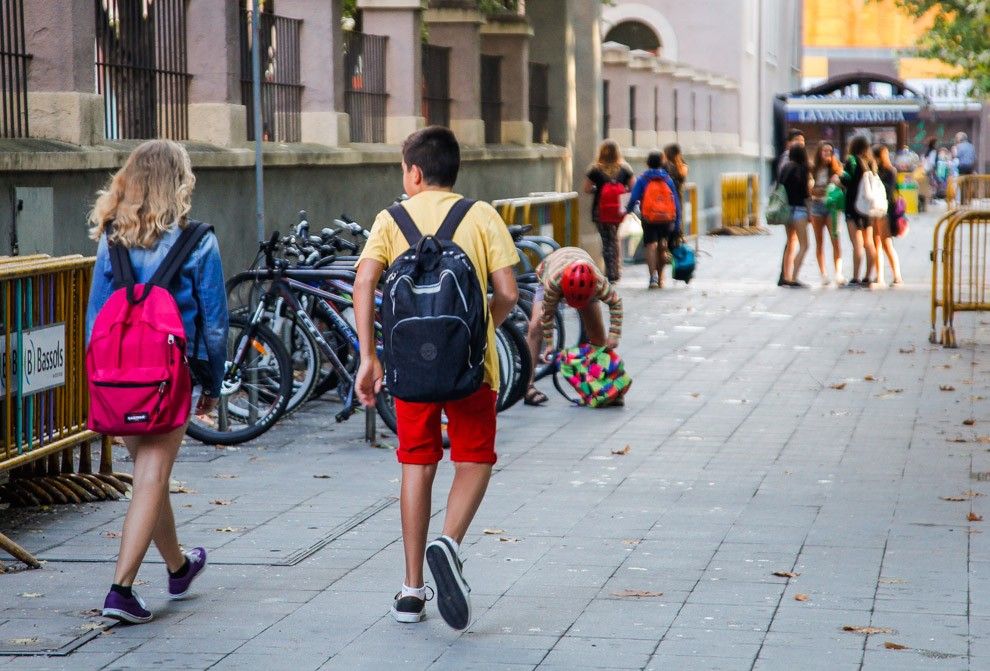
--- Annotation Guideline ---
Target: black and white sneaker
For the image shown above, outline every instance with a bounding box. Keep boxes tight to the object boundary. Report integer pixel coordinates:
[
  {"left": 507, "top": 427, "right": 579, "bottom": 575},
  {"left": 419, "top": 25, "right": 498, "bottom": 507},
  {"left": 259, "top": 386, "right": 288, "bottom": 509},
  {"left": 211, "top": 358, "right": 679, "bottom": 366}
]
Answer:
[
  {"left": 391, "top": 586, "right": 433, "bottom": 623},
  {"left": 426, "top": 536, "right": 471, "bottom": 630}
]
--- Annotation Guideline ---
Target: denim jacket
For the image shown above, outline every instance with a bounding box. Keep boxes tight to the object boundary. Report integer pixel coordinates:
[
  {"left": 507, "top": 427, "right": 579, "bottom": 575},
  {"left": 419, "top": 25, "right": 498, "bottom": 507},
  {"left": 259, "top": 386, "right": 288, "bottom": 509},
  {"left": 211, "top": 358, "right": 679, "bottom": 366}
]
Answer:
[
  {"left": 86, "top": 225, "right": 229, "bottom": 396},
  {"left": 626, "top": 168, "right": 682, "bottom": 231}
]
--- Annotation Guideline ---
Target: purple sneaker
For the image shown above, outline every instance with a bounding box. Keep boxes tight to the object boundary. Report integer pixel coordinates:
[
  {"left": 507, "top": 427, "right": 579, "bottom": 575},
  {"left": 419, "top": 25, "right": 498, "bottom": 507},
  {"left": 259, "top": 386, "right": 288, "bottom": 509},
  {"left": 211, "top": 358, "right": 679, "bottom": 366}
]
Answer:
[
  {"left": 168, "top": 547, "right": 207, "bottom": 600},
  {"left": 102, "top": 589, "right": 153, "bottom": 624}
]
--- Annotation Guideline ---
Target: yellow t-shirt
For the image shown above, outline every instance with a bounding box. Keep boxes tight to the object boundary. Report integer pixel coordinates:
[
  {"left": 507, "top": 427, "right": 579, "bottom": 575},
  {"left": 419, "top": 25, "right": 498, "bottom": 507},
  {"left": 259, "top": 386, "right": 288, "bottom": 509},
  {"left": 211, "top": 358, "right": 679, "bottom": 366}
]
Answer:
[{"left": 357, "top": 190, "right": 520, "bottom": 391}]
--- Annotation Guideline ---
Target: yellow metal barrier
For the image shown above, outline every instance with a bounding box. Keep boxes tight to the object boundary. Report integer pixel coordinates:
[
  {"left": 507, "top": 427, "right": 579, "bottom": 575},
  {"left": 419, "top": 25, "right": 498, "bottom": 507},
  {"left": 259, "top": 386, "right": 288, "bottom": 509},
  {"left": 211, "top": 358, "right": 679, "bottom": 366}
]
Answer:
[
  {"left": 0, "top": 255, "right": 126, "bottom": 568},
  {"left": 718, "top": 173, "right": 761, "bottom": 233},
  {"left": 929, "top": 209, "right": 990, "bottom": 348},
  {"left": 682, "top": 182, "right": 700, "bottom": 250},
  {"left": 493, "top": 192, "right": 581, "bottom": 251},
  {"left": 958, "top": 175, "right": 990, "bottom": 208}
]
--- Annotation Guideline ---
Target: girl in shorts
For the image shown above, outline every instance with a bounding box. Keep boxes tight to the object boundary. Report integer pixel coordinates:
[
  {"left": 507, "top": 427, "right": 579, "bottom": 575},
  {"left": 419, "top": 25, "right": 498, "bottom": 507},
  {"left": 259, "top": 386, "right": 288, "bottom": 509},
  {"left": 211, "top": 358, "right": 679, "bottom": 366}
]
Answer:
[
  {"left": 809, "top": 141, "right": 844, "bottom": 286},
  {"left": 777, "top": 145, "right": 812, "bottom": 287},
  {"left": 85, "top": 139, "right": 228, "bottom": 623},
  {"left": 841, "top": 135, "right": 878, "bottom": 286}
]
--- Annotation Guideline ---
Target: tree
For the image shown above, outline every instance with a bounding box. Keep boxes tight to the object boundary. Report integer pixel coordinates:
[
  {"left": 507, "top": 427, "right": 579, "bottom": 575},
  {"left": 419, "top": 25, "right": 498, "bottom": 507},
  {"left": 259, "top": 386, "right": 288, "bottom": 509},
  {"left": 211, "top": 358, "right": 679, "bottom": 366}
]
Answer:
[{"left": 883, "top": 0, "right": 990, "bottom": 96}]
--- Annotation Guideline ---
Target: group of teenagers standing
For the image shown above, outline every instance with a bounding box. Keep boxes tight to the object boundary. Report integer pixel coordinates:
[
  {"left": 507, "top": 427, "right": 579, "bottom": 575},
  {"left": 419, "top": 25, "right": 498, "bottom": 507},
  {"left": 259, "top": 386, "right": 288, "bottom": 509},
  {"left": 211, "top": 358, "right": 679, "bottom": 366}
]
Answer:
[
  {"left": 584, "top": 139, "right": 688, "bottom": 289},
  {"left": 776, "top": 129, "right": 904, "bottom": 289}
]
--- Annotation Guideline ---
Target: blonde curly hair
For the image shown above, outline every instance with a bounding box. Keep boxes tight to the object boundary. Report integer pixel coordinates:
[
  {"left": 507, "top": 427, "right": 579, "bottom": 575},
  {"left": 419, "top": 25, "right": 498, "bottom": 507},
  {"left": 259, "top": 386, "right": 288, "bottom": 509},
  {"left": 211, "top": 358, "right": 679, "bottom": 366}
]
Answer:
[{"left": 88, "top": 139, "right": 196, "bottom": 248}]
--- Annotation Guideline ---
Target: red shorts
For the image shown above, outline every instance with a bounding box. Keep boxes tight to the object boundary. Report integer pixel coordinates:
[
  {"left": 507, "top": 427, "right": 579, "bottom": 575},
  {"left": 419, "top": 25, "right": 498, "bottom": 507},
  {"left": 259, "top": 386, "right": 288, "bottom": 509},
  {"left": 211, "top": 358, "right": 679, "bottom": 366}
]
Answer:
[{"left": 395, "top": 385, "right": 497, "bottom": 465}]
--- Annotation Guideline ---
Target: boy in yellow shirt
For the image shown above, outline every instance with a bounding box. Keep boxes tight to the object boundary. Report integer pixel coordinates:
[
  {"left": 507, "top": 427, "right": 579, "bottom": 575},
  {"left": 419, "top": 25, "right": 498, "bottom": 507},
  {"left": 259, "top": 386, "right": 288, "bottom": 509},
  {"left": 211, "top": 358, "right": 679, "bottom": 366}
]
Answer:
[{"left": 353, "top": 127, "right": 519, "bottom": 630}]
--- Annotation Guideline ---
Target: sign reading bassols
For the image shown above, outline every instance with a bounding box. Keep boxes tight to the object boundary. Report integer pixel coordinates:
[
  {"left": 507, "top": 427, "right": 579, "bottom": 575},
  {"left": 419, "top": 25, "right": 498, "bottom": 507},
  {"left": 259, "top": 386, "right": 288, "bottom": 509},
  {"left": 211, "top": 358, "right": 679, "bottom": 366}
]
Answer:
[{"left": 0, "top": 323, "right": 66, "bottom": 398}]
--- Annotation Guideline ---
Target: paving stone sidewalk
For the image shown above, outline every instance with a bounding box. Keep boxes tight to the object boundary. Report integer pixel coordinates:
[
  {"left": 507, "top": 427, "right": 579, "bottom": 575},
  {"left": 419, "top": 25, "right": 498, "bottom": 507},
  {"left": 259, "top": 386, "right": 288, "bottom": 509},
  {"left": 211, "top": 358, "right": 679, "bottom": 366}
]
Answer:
[{"left": 2, "top": 209, "right": 988, "bottom": 670}]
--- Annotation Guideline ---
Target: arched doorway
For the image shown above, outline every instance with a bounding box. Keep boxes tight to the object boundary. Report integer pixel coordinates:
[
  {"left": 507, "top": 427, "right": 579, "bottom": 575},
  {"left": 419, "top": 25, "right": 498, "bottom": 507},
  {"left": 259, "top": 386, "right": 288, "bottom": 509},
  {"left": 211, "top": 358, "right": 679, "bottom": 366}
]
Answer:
[{"left": 604, "top": 20, "right": 661, "bottom": 54}]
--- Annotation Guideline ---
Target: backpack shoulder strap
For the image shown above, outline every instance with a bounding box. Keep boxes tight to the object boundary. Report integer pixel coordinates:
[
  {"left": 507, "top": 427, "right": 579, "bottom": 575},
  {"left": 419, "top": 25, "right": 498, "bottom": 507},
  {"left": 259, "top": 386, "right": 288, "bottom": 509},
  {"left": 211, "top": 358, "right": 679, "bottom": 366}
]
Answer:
[
  {"left": 436, "top": 198, "right": 476, "bottom": 241},
  {"left": 106, "top": 223, "right": 137, "bottom": 290},
  {"left": 149, "top": 220, "right": 214, "bottom": 289},
  {"left": 387, "top": 204, "right": 422, "bottom": 248}
]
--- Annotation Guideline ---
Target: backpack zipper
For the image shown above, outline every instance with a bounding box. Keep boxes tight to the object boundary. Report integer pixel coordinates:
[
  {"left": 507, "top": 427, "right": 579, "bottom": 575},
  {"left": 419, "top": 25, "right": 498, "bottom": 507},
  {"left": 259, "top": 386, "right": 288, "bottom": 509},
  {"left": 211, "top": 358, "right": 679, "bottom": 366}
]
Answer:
[
  {"left": 151, "top": 381, "right": 168, "bottom": 417},
  {"left": 93, "top": 380, "right": 165, "bottom": 388}
]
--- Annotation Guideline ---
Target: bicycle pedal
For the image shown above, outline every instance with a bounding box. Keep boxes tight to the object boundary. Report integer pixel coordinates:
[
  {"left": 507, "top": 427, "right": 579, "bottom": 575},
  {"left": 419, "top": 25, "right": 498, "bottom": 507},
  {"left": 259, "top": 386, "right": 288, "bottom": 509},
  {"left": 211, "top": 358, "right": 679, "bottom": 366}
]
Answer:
[{"left": 334, "top": 409, "right": 353, "bottom": 423}]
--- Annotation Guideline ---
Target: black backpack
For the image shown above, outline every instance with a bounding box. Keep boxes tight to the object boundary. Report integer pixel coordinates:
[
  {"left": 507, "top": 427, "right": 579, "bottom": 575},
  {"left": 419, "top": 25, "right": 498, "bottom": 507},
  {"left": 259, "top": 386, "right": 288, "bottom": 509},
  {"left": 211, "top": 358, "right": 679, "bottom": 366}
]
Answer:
[{"left": 382, "top": 198, "right": 487, "bottom": 402}]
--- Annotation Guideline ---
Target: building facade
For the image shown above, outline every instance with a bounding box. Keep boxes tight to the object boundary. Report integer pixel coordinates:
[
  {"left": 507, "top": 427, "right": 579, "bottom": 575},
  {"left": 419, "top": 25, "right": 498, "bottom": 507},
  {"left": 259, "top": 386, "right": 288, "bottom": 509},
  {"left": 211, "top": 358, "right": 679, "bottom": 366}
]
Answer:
[
  {"left": 802, "top": 0, "right": 988, "bottom": 168},
  {"left": 599, "top": 0, "right": 804, "bottom": 197}
]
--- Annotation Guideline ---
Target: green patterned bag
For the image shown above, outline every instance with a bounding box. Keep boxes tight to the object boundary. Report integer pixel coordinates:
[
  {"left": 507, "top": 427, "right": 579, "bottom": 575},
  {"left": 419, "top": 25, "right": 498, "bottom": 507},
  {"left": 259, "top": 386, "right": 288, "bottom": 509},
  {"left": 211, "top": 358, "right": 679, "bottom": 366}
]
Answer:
[{"left": 555, "top": 345, "right": 632, "bottom": 408}]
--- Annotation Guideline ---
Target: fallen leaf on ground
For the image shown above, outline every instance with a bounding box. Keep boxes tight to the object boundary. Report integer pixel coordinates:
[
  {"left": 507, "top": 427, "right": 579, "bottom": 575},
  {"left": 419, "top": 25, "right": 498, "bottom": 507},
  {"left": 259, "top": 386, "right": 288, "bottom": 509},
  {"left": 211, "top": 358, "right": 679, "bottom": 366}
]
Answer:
[
  {"left": 978, "top": 436, "right": 990, "bottom": 444},
  {"left": 830, "top": 383, "right": 847, "bottom": 390},
  {"left": 964, "top": 419, "right": 977, "bottom": 426},
  {"left": 942, "top": 496, "right": 968, "bottom": 502},
  {"left": 884, "top": 641, "right": 908, "bottom": 650},
  {"left": 940, "top": 385, "right": 956, "bottom": 392},
  {"left": 885, "top": 388, "right": 904, "bottom": 394},
  {"left": 864, "top": 374, "right": 877, "bottom": 381},
  {"left": 963, "top": 490, "right": 985, "bottom": 497},
  {"left": 312, "top": 474, "right": 332, "bottom": 479},
  {"left": 169, "top": 481, "right": 195, "bottom": 494},
  {"left": 215, "top": 526, "right": 242, "bottom": 533},
  {"left": 842, "top": 625, "right": 895, "bottom": 635},
  {"left": 100, "top": 530, "right": 121, "bottom": 539},
  {"left": 690, "top": 392, "right": 701, "bottom": 398},
  {"left": 80, "top": 608, "right": 102, "bottom": 617},
  {"left": 794, "top": 593, "right": 810, "bottom": 601},
  {"left": 612, "top": 445, "right": 631, "bottom": 455},
  {"left": 612, "top": 589, "right": 664, "bottom": 598},
  {"left": 209, "top": 499, "right": 231, "bottom": 506},
  {"left": 947, "top": 437, "right": 969, "bottom": 443},
  {"left": 848, "top": 349, "right": 865, "bottom": 354},
  {"left": 772, "top": 571, "right": 800, "bottom": 578},
  {"left": 968, "top": 512, "right": 983, "bottom": 522},
  {"left": 622, "top": 539, "right": 640, "bottom": 546},
  {"left": 213, "top": 474, "right": 238, "bottom": 480},
  {"left": 483, "top": 528, "right": 505, "bottom": 535},
  {"left": 79, "top": 622, "right": 104, "bottom": 632},
  {"left": 899, "top": 347, "right": 915, "bottom": 354},
  {"left": 879, "top": 578, "right": 907, "bottom": 584},
  {"left": 18, "top": 592, "right": 42, "bottom": 598},
  {"left": 498, "top": 537, "right": 519, "bottom": 543}
]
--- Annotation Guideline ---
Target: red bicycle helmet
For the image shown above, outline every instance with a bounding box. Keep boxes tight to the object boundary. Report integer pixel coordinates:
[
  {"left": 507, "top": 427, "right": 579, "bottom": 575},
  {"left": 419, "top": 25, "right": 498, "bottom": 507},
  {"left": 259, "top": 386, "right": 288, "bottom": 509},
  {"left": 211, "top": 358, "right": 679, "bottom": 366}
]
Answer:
[{"left": 560, "top": 261, "right": 597, "bottom": 308}]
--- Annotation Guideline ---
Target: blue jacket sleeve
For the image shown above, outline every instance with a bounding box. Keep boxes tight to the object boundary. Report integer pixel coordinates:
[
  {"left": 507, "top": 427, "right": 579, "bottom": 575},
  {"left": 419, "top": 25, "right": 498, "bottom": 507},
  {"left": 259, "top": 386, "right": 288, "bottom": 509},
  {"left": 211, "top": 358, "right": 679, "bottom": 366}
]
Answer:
[
  {"left": 626, "top": 175, "right": 647, "bottom": 214},
  {"left": 666, "top": 174, "right": 682, "bottom": 232},
  {"left": 85, "top": 235, "right": 115, "bottom": 344},
  {"left": 193, "top": 234, "right": 229, "bottom": 397}
]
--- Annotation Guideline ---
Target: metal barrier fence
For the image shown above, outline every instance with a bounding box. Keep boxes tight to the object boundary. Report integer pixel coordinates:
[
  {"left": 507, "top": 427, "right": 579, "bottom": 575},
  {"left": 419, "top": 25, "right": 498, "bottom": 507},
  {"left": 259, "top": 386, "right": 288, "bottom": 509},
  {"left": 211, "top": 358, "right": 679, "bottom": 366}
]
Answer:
[
  {"left": 0, "top": 255, "right": 125, "bottom": 567},
  {"left": 240, "top": 9, "right": 303, "bottom": 143},
  {"left": 481, "top": 54, "right": 502, "bottom": 144},
  {"left": 344, "top": 31, "right": 388, "bottom": 143},
  {"left": 493, "top": 192, "right": 581, "bottom": 251},
  {"left": 422, "top": 44, "right": 451, "bottom": 128},
  {"left": 930, "top": 209, "right": 990, "bottom": 348},
  {"left": 958, "top": 175, "right": 990, "bottom": 208},
  {"left": 0, "top": 0, "right": 30, "bottom": 138},
  {"left": 682, "top": 182, "right": 700, "bottom": 249},
  {"left": 95, "top": 0, "right": 190, "bottom": 140},
  {"left": 719, "top": 172, "right": 761, "bottom": 232}
]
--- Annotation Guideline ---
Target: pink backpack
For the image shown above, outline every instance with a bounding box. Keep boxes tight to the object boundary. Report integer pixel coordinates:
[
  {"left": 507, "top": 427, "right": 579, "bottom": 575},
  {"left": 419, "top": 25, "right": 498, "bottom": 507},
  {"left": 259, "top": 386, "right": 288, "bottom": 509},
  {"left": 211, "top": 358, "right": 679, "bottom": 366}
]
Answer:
[{"left": 86, "top": 222, "right": 212, "bottom": 436}]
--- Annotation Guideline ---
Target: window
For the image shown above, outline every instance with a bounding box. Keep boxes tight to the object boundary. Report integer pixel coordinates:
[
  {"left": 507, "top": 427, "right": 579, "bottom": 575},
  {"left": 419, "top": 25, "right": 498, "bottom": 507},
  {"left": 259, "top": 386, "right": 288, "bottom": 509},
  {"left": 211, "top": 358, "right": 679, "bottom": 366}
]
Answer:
[
  {"left": 481, "top": 54, "right": 503, "bottom": 144},
  {"left": 95, "top": 0, "right": 190, "bottom": 140},
  {"left": 240, "top": 4, "right": 303, "bottom": 142},
  {"left": 344, "top": 32, "right": 388, "bottom": 143},
  {"left": 0, "top": 0, "right": 29, "bottom": 138},
  {"left": 629, "top": 85, "right": 637, "bottom": 137},
  {"left": 603, "top": 80, "right": 611, "bottom": 138},
  {"left": 423, "top": 44, "right": 452, "bottom": 128},
  {"left": 528, "top": 62, "right": 550, "bottom": 143},
  {"left": 604, "top": 21, "right": 661, "bottom": 54}
]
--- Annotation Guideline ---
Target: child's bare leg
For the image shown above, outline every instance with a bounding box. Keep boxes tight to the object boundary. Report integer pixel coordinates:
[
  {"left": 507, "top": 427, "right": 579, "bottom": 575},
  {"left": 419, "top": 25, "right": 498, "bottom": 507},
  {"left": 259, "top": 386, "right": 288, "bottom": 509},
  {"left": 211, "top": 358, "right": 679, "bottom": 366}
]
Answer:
[
  {"left": 441, "top": 463, "right": 493, "bottom": 544},
  {"left": 401, "top": 463, "right": 438, "bottom": 588},
  {"left": 578, "top": 302, "right": 607, "bottom": 346}
]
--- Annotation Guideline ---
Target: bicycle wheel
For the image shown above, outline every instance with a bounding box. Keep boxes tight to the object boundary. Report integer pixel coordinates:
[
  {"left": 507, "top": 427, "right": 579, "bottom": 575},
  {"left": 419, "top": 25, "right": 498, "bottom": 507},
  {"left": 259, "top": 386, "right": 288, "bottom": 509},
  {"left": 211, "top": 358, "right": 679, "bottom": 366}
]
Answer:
[
  {"left": 496, "top": 319, "right": 533, "bottom": 412},
  {"left": 186, "top": 315, "right": 292, "bottom": 446},
  {"left": 311, "top": 303, "right": 358, "bottom": 399},
  {"left": 280, "top": 313, "right": 321, "bottom": 415},
  {"left": 375, "top": 386, "right": 398, "bottom": 434}
]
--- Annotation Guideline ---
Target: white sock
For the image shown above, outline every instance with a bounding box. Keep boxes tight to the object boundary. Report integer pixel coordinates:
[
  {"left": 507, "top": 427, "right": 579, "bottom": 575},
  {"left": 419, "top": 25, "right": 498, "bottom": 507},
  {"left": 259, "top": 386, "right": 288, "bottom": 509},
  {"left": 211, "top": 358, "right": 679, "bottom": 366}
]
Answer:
[
  {"left": 441, "top": 535, "right": 460, "bottom": 555},
  {"left": 401, "top": 583, "right": 426, "bottom": 599}
]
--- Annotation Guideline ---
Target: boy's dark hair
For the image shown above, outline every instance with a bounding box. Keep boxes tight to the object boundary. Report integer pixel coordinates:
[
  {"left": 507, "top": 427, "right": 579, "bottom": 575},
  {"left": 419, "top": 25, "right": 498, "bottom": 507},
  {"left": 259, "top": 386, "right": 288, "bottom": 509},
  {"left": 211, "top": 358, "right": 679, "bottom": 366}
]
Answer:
[
  {"left": 788, "top": 144, "right": 809, "bottom": 167},
  {"left": 646, "top": 151, "right": 664, "bottom": 169},
  {"left": 402, "top": 126, "right": 460, "bottom": 187},
  {"left": 787, "top": 128, "right": 805, "bottom": 142}
]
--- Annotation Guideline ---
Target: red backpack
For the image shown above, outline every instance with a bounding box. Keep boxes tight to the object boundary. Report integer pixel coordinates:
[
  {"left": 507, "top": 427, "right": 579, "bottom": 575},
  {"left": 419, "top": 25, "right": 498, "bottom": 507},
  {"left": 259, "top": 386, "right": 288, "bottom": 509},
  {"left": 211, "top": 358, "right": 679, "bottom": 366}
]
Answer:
[
  {"left": 86, "top": 222, "right": 212, "bottom": 436},
  {"left": 597, "top": 180, "right": 626, "bottom": 225},
  {"left": 641, "top": 177, "right": 677, "bottom": 225}
]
